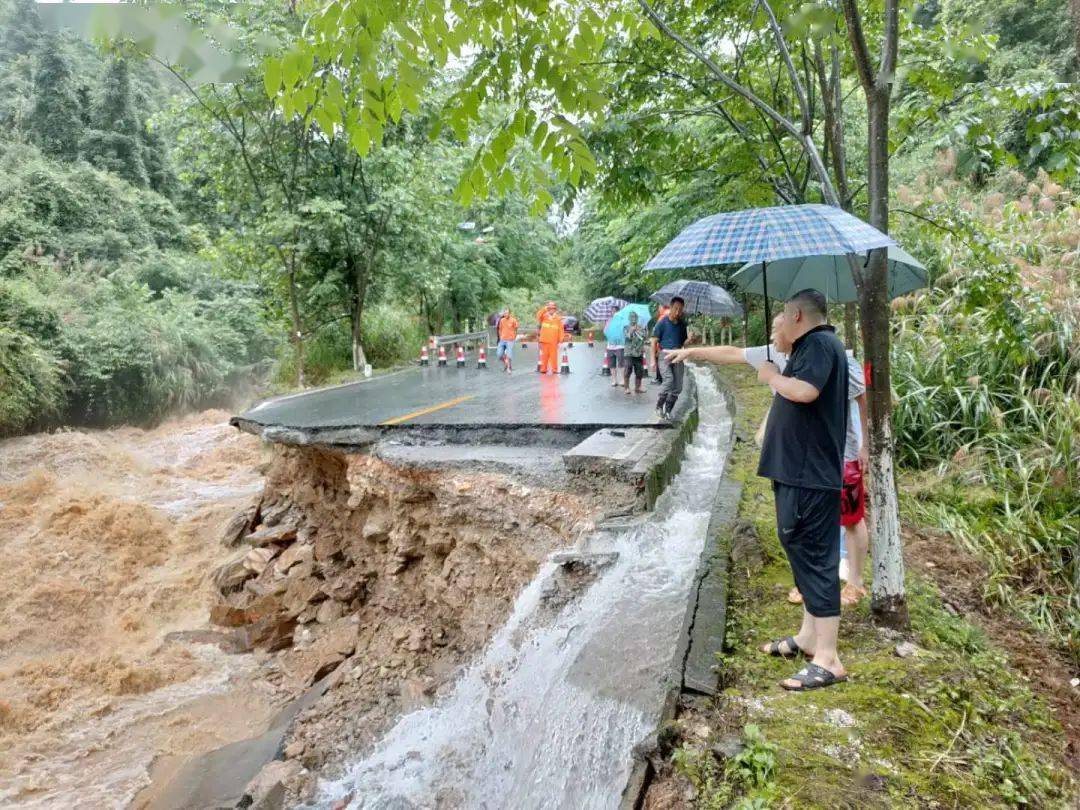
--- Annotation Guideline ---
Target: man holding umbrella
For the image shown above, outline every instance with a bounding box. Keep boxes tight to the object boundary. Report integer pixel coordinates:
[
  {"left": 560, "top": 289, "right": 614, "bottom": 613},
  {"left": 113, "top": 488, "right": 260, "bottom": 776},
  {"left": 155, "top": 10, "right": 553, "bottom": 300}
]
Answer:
[
  {"left": 755, "top": 289, "right": 849, "bottom": 690},
  {"left": 651, "top": 296, "right": 688, "bottom": 419}
]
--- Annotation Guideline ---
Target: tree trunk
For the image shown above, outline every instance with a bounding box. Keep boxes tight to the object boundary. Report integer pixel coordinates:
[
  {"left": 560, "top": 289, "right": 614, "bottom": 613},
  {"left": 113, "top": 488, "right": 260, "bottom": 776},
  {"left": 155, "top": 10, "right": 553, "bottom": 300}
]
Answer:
[
  {"left": 287, "top": 263, "right": 305, "bottom": 388},
  {"left": 858, "top": 87, "right": 909, "bottom": 628},
  {"left": 844, "top": 302, "right": 858, "bottom": 351},
  {"left": 1072, "top": 0, "right": 1080, "bottom": 77}
]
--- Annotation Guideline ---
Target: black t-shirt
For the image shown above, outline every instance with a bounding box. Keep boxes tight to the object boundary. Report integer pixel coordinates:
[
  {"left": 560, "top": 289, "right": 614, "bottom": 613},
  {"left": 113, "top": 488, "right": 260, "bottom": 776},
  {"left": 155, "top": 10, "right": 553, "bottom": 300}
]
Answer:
[
  {"left": 757, "top": 324, "right": 849, "bottom": 491},
  {"left": 652, "top": 316, "right": 688, "bottom": 349}
]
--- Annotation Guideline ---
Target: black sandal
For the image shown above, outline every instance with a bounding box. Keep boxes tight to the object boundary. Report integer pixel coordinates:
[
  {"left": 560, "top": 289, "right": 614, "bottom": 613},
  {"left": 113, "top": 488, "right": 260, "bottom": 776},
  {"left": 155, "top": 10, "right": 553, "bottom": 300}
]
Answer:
[
  {"left": 780, "top": 662, "right": 848, "bottom": 691},
  {"left": 762, "top": 636, "right": 804, "bottom": 659}
]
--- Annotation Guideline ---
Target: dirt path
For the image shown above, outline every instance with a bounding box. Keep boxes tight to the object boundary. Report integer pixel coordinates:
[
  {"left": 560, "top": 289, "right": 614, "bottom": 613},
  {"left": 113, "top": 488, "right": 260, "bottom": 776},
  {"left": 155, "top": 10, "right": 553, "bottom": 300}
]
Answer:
[
  {"left": 904, "top": 526, "right": 1080, "bottom": 773},
  {"left": 0, "top": 412, "right": 285, "bottom": 808}
]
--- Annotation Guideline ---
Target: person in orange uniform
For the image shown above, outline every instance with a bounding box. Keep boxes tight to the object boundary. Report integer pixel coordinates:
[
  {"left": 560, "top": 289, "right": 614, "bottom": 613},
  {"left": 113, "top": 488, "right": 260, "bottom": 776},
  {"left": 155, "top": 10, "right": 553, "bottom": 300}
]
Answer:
[{"left": 536, "top": 301, "right": 563, "bottom": 374}]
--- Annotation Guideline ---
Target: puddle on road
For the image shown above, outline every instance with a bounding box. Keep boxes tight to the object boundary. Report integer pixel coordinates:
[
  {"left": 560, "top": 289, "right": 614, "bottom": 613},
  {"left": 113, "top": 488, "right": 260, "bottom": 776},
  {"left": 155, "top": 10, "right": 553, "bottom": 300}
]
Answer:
[{"left": 313, "top": 368, "right": 731, "bottom": 810}]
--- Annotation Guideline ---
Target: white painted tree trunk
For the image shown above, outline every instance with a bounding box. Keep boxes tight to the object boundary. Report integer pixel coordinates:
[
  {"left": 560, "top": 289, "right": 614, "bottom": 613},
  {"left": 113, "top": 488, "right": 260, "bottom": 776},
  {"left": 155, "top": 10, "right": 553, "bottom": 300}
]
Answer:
[{"left": 867, "top": 417, "right": 906, "bottom": 604}]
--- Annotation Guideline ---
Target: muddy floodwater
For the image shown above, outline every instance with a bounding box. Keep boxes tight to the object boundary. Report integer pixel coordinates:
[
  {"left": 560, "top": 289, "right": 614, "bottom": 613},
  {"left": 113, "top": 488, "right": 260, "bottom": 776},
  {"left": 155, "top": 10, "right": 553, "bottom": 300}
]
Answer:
[
  {"left": 314, "top": 368, "right": 732, "bottom": 810},
  {"left": 0, "top": 412, "right": 279, "bottom": 808}
]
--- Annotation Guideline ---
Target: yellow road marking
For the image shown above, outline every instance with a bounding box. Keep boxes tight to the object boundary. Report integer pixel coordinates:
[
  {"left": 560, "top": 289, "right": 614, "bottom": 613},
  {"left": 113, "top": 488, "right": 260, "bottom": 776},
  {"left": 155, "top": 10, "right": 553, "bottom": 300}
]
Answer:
[{"left": 380, "top": 394, "right": 475, "bottom": 426}]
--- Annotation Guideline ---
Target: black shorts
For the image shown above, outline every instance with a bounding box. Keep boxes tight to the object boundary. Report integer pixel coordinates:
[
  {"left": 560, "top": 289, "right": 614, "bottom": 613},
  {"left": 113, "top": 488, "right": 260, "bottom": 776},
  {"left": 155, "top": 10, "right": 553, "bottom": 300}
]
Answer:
[
  {"left": 625, "top": 355, "right": 644, "bottom": 380},
  {"left": 773, "top": 482, "right": 841, "bottom": 618}
]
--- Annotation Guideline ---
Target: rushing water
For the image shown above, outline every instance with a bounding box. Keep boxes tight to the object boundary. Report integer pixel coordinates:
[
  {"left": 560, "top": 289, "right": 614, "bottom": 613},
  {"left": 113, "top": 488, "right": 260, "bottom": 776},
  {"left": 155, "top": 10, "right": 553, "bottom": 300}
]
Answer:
[{"left": 316, "top": 368, "right": 732, "bottom": 810}]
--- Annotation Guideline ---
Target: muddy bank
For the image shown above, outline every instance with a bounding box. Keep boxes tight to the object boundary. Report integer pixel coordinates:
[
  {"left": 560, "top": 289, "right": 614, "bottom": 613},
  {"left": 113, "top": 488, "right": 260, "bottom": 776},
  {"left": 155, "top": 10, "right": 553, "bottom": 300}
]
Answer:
[
  {"left": 145, "top": 441, "right": 630, "bottom": 806},
  {"left": 0, "top": 411, "right": 282, "bottom": 808}
]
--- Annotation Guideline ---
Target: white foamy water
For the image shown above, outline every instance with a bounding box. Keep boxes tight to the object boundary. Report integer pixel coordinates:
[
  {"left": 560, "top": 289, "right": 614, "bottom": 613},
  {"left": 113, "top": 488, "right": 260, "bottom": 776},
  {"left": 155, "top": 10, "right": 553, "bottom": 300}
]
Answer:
[{"left": 315, "top": 368, "right": 732, "bottom": 810}]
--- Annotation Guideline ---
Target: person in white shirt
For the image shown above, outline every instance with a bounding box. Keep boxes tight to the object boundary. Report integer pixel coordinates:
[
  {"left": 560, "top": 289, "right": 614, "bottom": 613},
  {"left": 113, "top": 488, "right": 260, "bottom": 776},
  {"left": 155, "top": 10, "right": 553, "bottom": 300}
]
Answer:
[{"left": 665, "top": 313, "right": 871, "bottom": 607}]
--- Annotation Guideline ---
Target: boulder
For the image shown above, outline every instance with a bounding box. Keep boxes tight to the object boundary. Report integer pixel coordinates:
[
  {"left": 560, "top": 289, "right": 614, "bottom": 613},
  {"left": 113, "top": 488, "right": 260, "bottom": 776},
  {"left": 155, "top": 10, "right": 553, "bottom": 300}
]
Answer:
[
  {"left": 221, "top": 505, "right": 258, "bottom": 547},
  {"left": 244, "top": 546, "right": 280, "bottom": 575},
  {"left": 246, "top": 523, "right": 298, "bottom": 547},
  {"left": 321, "top": 573, "right": 366, "bottom": 605},
  {"left": 315, "top": 599, "right": 344, "bottom": 624},
  {"left": 276, "top": 542, "right": 314, "bottom": 574},
  {"left": 231, "top": 615, "right": 298, "bottom": 653},
  {"left": 244, "top": 759, "right": 303, "bottom": 807},
  {"left": 211, "top": 552, "right": 253, "bottom": 594},
  {"left": 260, "top": 500, "right": 293, "bottom": 528},
  {"left": 361, "top": 507, "right": 391, "bottom": 543},
  {"left": 283, "top": 576, "right": 327, "bottom": 617}
]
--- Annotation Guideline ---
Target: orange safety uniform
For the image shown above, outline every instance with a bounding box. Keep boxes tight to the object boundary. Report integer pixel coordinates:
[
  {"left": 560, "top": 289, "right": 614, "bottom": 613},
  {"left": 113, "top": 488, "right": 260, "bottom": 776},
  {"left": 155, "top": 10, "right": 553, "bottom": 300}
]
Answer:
[
  {"left": 536, "top": 307, "right": 563, "bottom": 374},
  {"left": 497, "top": 314, "right": 519, "bottom": 341}
]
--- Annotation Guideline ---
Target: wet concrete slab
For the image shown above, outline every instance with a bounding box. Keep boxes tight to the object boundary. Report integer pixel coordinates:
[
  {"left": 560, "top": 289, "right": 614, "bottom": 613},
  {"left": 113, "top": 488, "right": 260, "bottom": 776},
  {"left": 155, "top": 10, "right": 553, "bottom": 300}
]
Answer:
[{"left": 235, "top": 344, "right": 665, "bottom": 431}]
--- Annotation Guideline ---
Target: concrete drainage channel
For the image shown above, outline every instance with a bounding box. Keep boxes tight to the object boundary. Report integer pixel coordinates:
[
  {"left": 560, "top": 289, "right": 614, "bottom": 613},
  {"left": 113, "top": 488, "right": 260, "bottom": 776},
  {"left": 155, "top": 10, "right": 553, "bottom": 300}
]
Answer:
[{"left": 149, "top": 367, "right": 738, "bottom": 810}]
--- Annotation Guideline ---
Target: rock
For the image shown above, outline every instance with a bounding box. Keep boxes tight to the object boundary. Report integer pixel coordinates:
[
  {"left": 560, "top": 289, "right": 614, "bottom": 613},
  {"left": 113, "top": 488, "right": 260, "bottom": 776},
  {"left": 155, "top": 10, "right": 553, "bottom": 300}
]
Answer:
[
  {"left": 321, "top": 573, "right": 366, "bottom": 604},
  {"left": 315, "top": 599, "right": 344, "bottom": 624},
  {"left": 824, "top": 708, "right": 856, "bottom": 728},
  {"left": 402, "top": 677, "right": 436, "bottom": 703},
  {"left": 331, "top": 794, "right": 354, "bottom": 810},
  {"left": 1069, "top": 677, "right": 1079, "bottom": 689},
  {"left": 246, "top": 523, "right": 298, "bottom": 547},
  {"left": 210, "top": 592, "right": 284, "bottom": 627},
  {"left": 284, "top": 740, "right": 306, "bottom": 759},
  {"left": 260, "top": 501, "right": 293, "bottom": 528},
  {"left": 283, "top": 577, "right": 327, "bottom": 617},
  {"left": 244, "top": 546, "right": 280, "bottom": 575},
  {"left": 282, "top": 621, "right": 358, "bottom": 686},
  {"left": 232, "top": 616, "right": 298, "bottom": 653},
  {"left": 211, "top": 553, "right": 252, "bottom": 594},
  {"left": 221, "top": 505, "right": 258, "bottom": 547},
  {"left": 709, "top": 734, "right": 745, "bottom": 761},
  {"left": 276, "top": 542, "right": 314, "bottom": 574},
  {"left": 894, "top": 641, "right": 921, "bottom": 659},
  {"left": 244, "top": 759, "right": 303, "bottom": 807},
  {"left": 943, "top": 602, "right": 958, "bottom": 616},
  {"left": 314, "top": 529, "right": 339, "bottom": 562},
  {"left": 361, "top": 507, "right": 391, "bottom": 543}
]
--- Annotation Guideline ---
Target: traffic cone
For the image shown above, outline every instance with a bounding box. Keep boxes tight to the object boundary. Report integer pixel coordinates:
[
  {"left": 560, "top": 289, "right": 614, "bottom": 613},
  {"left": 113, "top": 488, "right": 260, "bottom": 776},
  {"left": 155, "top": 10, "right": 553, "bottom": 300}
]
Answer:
[
  {"left": 560, "top": 347, "right": 571, "bottom": 374},
  {"left": 588, "top": 331, "right": 594, "bottom": 347},
  {"left": 455, "top": 345, "right": 466, "bottom": 368},
  {"left": 536, "top": 354, "right": 543, "bottom": 372},
  {"left": 566, "top": 337, "right": 573, "bottom": 349},
  {"left": 437, "top": 346, "right": 447, "bottom": 367},
  {"left": 601, "top": 353, "right": 611, "bottom": 376},
  {"left": 420, "top": 345, "right": 429, "bottom": 366},
  {"left": 477, "top": 346, "right": 488, "bottom": 368},
  {"left": 520, "top": 337, "right": 527, "bottom": 349}
]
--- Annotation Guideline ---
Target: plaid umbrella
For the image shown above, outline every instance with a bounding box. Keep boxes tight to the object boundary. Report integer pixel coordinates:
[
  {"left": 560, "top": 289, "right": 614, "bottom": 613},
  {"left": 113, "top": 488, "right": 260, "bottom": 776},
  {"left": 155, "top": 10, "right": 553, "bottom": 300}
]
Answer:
[
  {"left": 644, "top": 204, "right": 895, "bottom": 270},
  {"left": 584, "top": 296, "right": 629, "bottom": 323},
  {"left": 645, "top": 204, "right": 896, "bottom": 359},
  {"left": 649, "top": 280, "right": 742, "bottom": 317}
]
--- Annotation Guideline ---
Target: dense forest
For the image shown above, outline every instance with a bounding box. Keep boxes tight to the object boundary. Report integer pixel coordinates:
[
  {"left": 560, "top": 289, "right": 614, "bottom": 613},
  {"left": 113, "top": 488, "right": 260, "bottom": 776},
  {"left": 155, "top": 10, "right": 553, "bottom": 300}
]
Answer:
[{"left": 1, "top": 0, "right": 1079, "bottom": 666}]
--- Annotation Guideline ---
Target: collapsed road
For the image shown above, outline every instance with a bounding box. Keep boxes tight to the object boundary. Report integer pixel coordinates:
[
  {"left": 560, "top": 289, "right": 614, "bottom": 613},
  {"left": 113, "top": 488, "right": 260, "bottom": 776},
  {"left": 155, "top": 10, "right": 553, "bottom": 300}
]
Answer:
[{"left": 145, "top": 350, "right": 737, "bottom": 810}]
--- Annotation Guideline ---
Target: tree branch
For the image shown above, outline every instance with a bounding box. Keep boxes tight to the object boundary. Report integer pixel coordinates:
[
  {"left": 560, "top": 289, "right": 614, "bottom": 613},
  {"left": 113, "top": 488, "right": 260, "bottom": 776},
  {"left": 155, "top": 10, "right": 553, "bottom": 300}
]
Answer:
[
  {"left": 841, "top": 0, "right": 875, "bottom": 94},
  {"left": 758, "top": 0, "right": 813, "bottom": 135},
  {"left": 636, "top": 0, "right": 804, "bottom": 142}
]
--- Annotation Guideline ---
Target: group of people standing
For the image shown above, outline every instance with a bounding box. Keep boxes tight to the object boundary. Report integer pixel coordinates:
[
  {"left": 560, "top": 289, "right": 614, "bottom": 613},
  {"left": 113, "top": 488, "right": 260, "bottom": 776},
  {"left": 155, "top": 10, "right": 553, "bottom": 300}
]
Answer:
[
  {"left": 602, "top": 297, "right": 691, "bottom": 420},
  {"left": 493, "top": 298, "right": 692, "bottom": 425}
]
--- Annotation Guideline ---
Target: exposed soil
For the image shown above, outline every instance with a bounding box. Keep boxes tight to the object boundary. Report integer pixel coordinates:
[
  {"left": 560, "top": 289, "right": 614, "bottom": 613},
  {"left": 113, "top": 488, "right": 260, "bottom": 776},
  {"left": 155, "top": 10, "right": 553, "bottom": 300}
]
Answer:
[
  {"left": 187, "top": 443, "right": 616, "bottom": 804},
  {"left": 904, "top": 525, "right": 1080, "bottom": 773}
]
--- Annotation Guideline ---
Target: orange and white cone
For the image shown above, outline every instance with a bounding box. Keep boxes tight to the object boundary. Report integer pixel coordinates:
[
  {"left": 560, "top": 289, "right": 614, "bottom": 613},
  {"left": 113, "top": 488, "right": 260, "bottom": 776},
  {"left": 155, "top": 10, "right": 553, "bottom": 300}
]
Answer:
[
  {"left": 437, "top": 346, "right": 447, "bottom": 367},
  {"left": 601, "top": 353, "right": 611, "bottom": 376},
  {"left": 588, "top": 331, "right": 594, "bottom": 347},
  {"left": 420, "top": 345, "right": 429, "bottom": 366},
  {"left": 477, "top": 346, "right": 488, "bottom": 368},
  {"left": 560, "top": 347, "right": 571, "bottom": 374},
  {"left": 455, "top": 345, "right": 466, "bottom": 368}
]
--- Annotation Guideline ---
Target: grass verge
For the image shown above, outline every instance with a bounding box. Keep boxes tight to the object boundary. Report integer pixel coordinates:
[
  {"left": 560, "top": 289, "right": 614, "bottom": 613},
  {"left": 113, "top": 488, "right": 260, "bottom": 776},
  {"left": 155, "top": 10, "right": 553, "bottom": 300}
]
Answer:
[{"left": 645, "top": 365, "right": 1076, "bottom": 809}]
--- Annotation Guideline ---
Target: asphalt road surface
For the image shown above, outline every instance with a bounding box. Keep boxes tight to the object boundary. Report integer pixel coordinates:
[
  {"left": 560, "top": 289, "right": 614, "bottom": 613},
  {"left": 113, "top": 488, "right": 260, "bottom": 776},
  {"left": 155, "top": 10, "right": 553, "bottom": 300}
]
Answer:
[{"left": 238, "top": 343, "right": 665, "bottom": 429}]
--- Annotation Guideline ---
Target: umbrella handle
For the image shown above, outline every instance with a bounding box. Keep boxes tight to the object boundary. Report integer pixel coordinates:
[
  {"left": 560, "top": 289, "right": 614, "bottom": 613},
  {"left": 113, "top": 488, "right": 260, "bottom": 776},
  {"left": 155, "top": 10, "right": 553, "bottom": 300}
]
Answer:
[{"left": 762, "top": 261, "right": 771, "bottom": 362}]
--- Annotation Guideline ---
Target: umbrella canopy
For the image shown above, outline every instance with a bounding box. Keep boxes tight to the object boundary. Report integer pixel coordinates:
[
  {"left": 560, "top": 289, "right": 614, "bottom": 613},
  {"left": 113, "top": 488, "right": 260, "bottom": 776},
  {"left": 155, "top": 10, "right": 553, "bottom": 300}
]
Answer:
[
  {"left": 644, "top": 204, "right": 895, "bottom": 270},
  {"left": 729, "top": 245, "right": 927, "bottom": 304},
  {"left": 649, "top": 280, "right": 742, "bottom": 318},
  {"left": 604, "top": 304, "right": 651, "bottom": 344},
  {"left": 584, "top": 296, "right": 629, "bottom": 323}
]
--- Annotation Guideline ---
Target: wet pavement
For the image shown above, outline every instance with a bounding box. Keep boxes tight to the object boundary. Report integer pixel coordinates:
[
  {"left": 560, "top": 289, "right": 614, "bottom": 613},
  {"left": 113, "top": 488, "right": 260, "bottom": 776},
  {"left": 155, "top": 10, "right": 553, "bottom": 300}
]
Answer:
[{"left": 237, "top": 344, "right": 664, "bottom": 430}]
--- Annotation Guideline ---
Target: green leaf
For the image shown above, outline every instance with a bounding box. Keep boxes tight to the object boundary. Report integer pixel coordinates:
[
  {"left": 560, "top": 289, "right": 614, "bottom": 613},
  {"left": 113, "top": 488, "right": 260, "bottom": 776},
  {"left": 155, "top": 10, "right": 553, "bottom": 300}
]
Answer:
[{"left": 263, "top": 58, "right": 281, "bottom": 98}]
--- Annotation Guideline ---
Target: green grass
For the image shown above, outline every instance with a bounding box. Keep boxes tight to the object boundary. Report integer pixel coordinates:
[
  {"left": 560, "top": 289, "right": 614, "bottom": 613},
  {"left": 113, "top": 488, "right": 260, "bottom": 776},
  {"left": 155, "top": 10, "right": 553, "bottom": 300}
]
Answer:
[{"left": 668, "top": 365, "right": 1076, "bottom": 809}]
